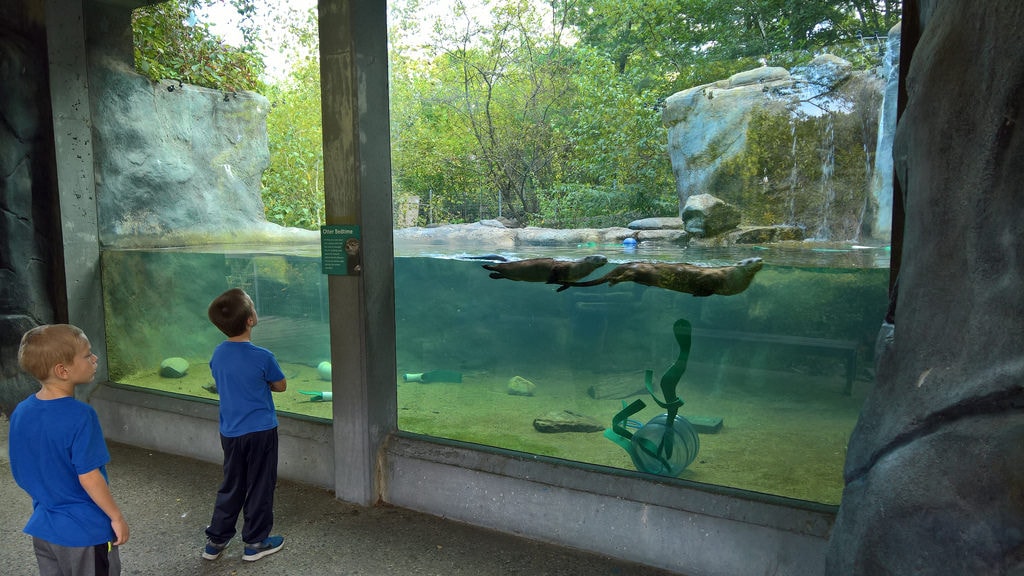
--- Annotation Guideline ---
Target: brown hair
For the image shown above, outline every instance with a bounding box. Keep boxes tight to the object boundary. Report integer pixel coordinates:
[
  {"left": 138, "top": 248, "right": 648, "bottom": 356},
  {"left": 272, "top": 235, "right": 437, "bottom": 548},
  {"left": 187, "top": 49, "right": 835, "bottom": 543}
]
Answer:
[
  {"left": 208, "top": 288, "right": 254, "bottom": 337},
  {"left": 18, "top": 324, "right": 88, "bottom": 381}
]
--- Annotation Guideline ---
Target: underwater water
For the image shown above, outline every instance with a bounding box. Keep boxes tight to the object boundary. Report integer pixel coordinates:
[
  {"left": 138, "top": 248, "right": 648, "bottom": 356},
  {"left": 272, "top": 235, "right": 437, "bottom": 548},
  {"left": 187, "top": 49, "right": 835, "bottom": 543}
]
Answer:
[{"left": 101, "top": 240, "right": 889, "bottom": 505}]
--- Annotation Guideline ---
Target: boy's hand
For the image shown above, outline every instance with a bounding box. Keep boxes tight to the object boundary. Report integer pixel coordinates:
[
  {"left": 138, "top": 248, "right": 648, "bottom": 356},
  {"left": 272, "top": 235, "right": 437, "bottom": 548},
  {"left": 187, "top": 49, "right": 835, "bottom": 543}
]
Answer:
[
  {"left": 111, "top": 515, "right": 130, "bottom": 545},
  {"left": 79, "top": 468, "right": 130, "bottom": 545},
  {"left": 270, "top": 378, "right": 287, "bottom": 392}
]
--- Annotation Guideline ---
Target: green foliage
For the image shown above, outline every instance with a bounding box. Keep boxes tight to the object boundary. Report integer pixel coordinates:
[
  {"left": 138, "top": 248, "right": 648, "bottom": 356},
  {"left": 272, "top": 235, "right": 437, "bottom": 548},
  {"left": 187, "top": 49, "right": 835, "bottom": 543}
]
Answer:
[
  {"left": 132, "top": 0, "right": 264, "bottom": 92},
  {"left": 536, "top": 183, "right": 672, "bottom": 228},
  {"left": 552, "top": 46, "right": 677, "bottom": 220},
  {"left": 262, "top": 55, "right": 324, "bottom": 230},
  {"left": 134, "top": 0, "right": 899, "bottom": 233},
  {"left": 557, "top": 0, "right": 900, "bottom": 95},
  {"left": 388, "top": 46, "right": 486, "bottom": 224},
  {"left": 437, "top": 0, "right": 577, "bottom": 223}
]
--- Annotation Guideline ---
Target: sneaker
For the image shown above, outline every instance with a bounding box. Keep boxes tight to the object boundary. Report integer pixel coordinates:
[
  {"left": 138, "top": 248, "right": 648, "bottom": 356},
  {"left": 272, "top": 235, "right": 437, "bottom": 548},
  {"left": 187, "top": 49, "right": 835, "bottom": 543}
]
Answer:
[
  {"left": 243, "top": 535, "right": 284, "bottom": 562},
  {"left": 202, "top": 539, "right": 228, "bottom": 560}
]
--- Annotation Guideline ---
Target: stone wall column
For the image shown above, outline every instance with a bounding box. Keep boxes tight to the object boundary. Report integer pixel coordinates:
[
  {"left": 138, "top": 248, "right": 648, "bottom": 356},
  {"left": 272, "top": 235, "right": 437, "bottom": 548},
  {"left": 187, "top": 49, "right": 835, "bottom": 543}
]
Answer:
[
  {"left": 320, "top": 0, "right": 398, "bottom": 505},
  {"left": 46, "top": 0, "right": 107, "bottom": 390}
]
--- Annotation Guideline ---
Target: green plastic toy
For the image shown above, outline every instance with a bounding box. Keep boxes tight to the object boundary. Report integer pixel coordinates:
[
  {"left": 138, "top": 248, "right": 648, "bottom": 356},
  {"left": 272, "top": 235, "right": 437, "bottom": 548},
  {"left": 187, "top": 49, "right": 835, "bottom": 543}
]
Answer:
[{"left": 605, "top": 318, "right": 700, "bottom": 477}]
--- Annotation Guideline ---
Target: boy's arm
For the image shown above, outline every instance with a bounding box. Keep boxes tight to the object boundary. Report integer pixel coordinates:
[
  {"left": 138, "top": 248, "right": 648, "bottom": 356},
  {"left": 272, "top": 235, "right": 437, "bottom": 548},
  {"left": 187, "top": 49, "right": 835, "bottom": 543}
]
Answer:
[
  {"left": 79, "top": 468, "right": 130, "bottom": 546},
  {"left": 270, "top": 378, "right": 287, "bottom": 392}
]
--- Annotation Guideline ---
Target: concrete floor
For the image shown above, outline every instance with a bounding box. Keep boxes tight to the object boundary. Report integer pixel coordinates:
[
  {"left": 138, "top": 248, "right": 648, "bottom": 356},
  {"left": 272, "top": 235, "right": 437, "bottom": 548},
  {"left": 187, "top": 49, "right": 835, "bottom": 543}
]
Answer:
[{"left": 0, "top": 414, "right": 682, "bottom": 575}]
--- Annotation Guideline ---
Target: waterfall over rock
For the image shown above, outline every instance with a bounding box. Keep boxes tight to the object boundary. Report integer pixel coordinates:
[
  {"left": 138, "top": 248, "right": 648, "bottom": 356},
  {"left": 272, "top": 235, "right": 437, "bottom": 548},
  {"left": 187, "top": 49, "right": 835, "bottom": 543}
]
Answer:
[{"left": 867, "top": 23, "right": 902, "bottom": 241}]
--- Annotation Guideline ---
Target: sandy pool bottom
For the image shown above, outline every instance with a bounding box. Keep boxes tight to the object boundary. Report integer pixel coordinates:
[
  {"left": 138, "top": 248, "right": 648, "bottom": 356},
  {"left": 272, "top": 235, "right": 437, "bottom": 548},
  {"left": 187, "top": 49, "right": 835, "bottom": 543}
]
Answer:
[{"left": 122, "top": 359, "right": 864, "bottom": 505}]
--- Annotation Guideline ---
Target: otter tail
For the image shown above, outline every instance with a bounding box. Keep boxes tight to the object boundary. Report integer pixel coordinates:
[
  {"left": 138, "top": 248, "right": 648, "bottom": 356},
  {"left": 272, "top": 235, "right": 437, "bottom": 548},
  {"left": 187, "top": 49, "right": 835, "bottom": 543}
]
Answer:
[{"left": 554, "top": 276, "right": 612, "bottom": 292}]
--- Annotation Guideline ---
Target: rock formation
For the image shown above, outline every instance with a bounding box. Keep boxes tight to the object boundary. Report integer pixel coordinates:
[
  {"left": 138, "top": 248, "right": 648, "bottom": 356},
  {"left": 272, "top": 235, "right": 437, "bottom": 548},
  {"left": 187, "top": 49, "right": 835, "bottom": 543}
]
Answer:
[
  {"left": 826, "top": 2, "right": 1024, "bottom": 574},
  {"left": 89, "top": 54, "right": 315, "bottom": 248},
  {"left": 0, "top": 23, "right": 58, "bottom": 416},
  {"left": 681, "top": 193, "right": 741, "bottom": 238},
  {"left": 662, "top": 55, "right": 891, "bottom": 242}
]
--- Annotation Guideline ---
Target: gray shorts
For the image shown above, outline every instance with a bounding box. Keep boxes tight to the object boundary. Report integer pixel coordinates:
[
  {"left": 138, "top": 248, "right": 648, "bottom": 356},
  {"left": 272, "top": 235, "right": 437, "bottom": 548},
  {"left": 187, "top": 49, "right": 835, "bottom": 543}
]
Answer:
[{"left": 32, "top": 537, "right": 121, "bottom": 576}]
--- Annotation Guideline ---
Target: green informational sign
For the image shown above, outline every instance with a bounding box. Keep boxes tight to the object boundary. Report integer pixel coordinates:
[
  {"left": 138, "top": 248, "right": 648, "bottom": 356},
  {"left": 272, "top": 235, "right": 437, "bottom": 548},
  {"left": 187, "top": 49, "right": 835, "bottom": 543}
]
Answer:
[{"left": 321, "top": 225, "right": 361, "bottom": 275}]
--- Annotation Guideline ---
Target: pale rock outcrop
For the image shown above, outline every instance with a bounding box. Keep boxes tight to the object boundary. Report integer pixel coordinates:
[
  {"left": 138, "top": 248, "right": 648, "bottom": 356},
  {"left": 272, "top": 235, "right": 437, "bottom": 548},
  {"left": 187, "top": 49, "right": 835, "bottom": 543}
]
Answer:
[
  {"left": 89, "top": 55, "right": 316, "bottom": 248},
  {"left": 681, "top": 194, "right": 741, "bottom": 238},
  {"left": 662, "top": 55, "right": 889, "bottom": 242}
]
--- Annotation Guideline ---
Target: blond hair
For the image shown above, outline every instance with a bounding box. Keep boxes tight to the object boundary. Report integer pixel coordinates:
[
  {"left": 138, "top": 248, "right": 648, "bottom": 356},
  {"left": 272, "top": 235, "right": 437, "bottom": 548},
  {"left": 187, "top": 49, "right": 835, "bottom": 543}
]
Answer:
[{"left": 18, "top": 324, "right": 88, "bottom": 381}]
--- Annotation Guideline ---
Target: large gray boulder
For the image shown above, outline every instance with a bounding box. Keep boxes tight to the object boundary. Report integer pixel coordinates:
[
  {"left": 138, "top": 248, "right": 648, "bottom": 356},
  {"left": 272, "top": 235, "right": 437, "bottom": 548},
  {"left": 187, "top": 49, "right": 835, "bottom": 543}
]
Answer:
[
  {"left": 826, "top": 2, "right": 1024, "bottom": 574},
  {"left": 89, "top": 55, "right": 316, "bottom": 248},
  {"left": 681, "top": 193, "right": 741, "bottom": 238},
  {"left": 662, "top": 55, "right": 887, "bottom": 242}
]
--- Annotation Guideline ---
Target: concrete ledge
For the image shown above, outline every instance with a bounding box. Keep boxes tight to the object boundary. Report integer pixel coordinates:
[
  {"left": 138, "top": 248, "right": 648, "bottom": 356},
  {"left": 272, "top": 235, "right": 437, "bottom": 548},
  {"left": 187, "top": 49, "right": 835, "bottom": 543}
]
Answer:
[
  {"left": 90, "top": 383, "right": 334, "bottom": 488},
  {"left": 90, "top": 384, "right": 835, "bottom": 575},
  {"left": 383, "top": 433, "right": 835, "bottom": 576}
]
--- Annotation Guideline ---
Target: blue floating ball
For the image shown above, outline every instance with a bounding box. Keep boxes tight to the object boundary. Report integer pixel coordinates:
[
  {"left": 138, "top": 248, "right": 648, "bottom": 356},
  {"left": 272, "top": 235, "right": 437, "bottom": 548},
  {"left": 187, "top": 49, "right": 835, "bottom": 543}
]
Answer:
[{"left": 622, "top": 237, "right": 638, "bottom": 247}]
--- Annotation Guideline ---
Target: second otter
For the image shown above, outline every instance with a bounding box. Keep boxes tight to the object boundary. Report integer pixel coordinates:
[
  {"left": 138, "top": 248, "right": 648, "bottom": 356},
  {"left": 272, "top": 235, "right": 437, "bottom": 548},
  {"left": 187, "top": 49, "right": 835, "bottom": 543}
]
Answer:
[
  {"left": 556, "top": 257, "right": 764, "bottom": 296},
  {"left": 483, "top": 255, "right": 608, "bottom": 285}
]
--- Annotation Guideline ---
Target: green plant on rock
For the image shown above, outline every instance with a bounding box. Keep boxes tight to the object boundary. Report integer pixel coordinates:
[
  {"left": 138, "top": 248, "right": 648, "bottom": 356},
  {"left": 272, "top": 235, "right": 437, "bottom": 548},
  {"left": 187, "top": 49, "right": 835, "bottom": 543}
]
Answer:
[{"left": 132, "top": 0, "right": 264, "bottom": 93}]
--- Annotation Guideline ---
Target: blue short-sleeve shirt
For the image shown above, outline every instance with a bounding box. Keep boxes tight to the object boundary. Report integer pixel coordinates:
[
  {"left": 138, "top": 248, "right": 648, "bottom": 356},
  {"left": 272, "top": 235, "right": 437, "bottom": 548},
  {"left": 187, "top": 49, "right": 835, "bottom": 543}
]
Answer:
[
  {"left": 9, "top": 395, "right": 115, "bottom": 547},
  {"left": 210, "top": 341, "right": 285, "bottom": 437}
]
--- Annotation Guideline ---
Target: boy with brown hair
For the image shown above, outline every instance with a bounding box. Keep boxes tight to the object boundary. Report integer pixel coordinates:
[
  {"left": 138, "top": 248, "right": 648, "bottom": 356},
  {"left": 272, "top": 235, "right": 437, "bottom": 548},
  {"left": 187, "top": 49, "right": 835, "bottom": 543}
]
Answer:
[
  {"left": 9, "top": 324, "right": 129, "bottom": 576},
  {"left": 202, "top": 288, "right": 288, "bottom": 562}
]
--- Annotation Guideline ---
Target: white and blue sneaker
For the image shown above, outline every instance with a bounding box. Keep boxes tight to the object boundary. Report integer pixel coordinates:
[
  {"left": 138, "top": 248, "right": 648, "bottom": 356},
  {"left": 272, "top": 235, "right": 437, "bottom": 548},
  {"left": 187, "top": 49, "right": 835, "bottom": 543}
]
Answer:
[
  {"left": 243, "top": 535, "right": 284, "bottom": 561},
  {"left": 202, "top": 539, "right": 229, "bottom": 560}
]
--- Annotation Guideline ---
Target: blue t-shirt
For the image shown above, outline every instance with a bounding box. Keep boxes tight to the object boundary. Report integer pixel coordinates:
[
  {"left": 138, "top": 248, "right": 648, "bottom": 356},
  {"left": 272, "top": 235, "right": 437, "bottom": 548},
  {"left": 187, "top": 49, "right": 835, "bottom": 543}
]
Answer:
[
  {"left": 210, "top": 340, "right": 285, "bottom": 437},
  {"left": 8, "top": 395, "right": 115, "bottom": 547}
]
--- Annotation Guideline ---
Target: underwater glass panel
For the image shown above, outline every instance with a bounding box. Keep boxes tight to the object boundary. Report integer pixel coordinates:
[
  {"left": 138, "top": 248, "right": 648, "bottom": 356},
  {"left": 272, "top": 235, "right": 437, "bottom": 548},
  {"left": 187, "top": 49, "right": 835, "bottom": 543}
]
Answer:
[
  {"left": 102, "top": 241, "right": 887, "bottom": 505},
  {"left": 101, "top": 246, "right": 334, "bottom": 421},
  {"left": 393, "top": 242, "right": 888, "bottom": 505}
]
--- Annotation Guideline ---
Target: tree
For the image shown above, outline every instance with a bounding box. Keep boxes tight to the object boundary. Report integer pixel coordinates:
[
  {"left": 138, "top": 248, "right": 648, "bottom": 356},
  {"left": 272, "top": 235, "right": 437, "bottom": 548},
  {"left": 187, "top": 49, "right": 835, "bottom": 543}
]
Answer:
[
  {"left": 261, "top": 7, "right": 325, "bottom": 230},
  {"left": 545, "top": 44, "right": 676, "bottom": 227},
  {"left": 132, "top": 0, "right": 264, "bottom": 92},
  {"left": 389, "top": 52, "right": 486, "bottom": 225},
  {"left": 427, "top": 0, "right": 577, "bottom": 223},
  {"left": 557, "top": 0, "right": 900, "bottom": 94}
]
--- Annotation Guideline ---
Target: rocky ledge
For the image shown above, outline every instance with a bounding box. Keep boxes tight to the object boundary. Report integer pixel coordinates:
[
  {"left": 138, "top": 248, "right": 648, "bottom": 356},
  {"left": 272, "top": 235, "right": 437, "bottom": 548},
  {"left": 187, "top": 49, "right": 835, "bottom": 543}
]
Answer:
[{"left": 393, "top": 218, "right": 804, "bottom": 250}]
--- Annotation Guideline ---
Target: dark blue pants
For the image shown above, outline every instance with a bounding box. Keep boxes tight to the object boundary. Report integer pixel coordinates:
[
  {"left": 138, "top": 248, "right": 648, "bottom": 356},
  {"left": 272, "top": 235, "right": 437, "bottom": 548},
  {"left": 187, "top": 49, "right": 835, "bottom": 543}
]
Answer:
[{"left": 205, "top": 427, "right": 278, "bottom": 545}]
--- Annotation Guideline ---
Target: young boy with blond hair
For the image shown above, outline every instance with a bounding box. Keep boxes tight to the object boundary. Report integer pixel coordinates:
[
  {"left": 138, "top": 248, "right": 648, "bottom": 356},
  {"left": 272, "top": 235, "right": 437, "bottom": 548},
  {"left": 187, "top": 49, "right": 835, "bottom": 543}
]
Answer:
[
  {"left": 202, "top": 288, "right": 287, "bottom": 562},
  {"left": 9, "top": 324, "right": 129, "bottom": 576}
]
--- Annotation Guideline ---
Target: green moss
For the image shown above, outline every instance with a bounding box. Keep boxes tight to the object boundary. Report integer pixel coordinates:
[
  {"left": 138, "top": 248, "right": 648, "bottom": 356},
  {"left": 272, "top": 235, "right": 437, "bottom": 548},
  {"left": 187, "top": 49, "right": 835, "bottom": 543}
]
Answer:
[
  {"left": 689, "top": 131, "right": 732, "bottom": 169},
  {"left": 705, "top": 100, "right": 877, "bottom": 239}
]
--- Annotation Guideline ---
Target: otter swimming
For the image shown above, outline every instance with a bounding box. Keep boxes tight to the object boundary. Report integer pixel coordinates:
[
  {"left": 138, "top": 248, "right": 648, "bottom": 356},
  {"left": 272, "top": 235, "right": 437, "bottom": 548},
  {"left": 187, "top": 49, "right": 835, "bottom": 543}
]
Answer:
[
  {"left": 482, "top": 255, "right": 608, "bottom": 285},
  {"left": 555, "top": 257, "right": 763, "bottom": 296}
]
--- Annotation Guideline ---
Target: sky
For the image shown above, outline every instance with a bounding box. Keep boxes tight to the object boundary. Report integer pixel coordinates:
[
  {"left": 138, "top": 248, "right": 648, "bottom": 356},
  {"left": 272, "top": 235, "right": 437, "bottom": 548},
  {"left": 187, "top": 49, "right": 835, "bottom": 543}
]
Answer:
[
  {"left": 199, "top": 0, "right": 317, "bottom": 80},
  {"left": 199, "top": 0, "right": 500, "bottom": 80}
]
